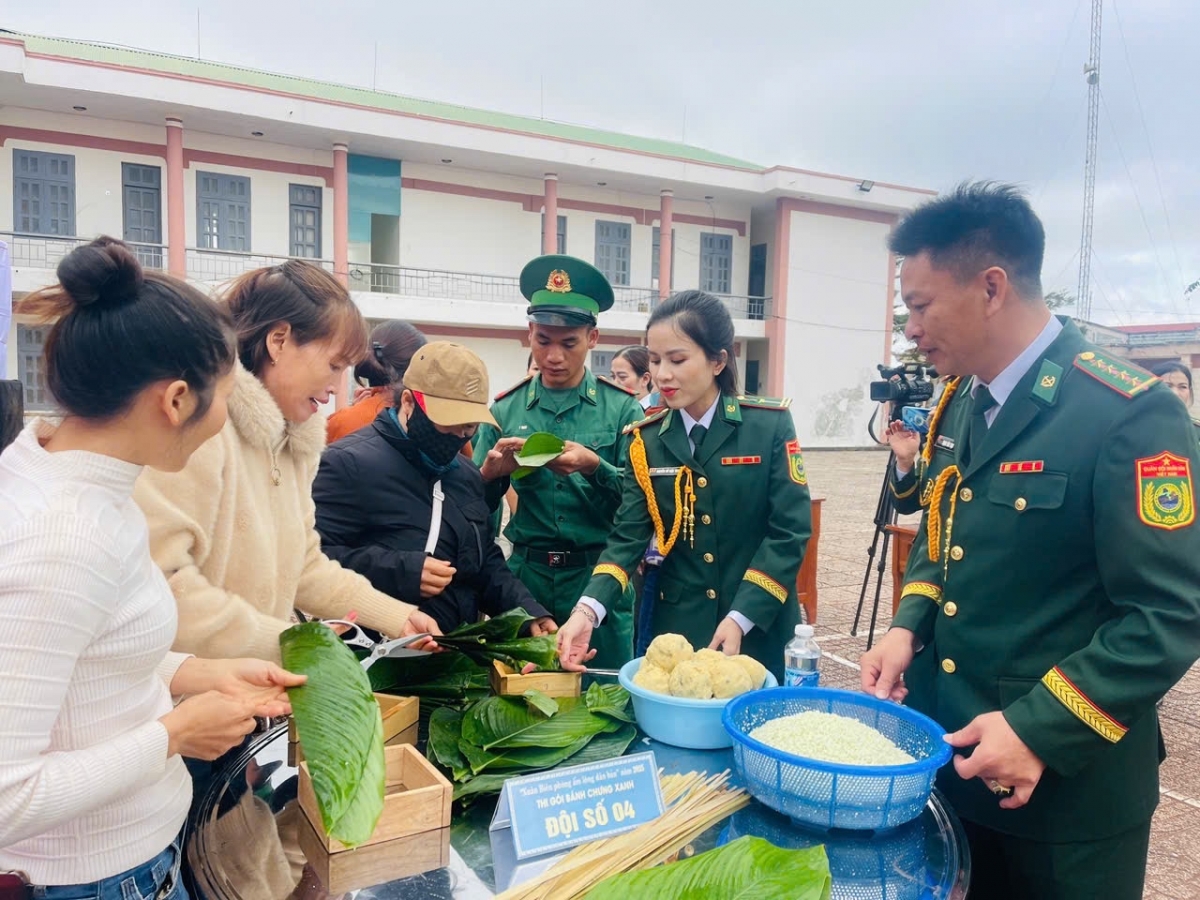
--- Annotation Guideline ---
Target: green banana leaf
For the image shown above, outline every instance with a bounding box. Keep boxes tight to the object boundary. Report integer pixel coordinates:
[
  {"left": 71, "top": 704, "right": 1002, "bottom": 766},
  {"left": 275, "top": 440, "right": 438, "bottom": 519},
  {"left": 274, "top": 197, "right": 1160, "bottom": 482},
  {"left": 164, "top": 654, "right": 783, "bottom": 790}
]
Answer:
[
  {"left": 583, "top": 682, "right": 635, "bottom": 723},
  {"left": 434, "top": 609, "right": 561, "bottom": 670},
  {"left": 584, "top": 837, "right": 832, "bottom": 900},
  {"left": 511, "top": 431, "right": 565, "bottom": 480},
  {"left": 280, "top": 622, "right": 385, "bottom": 847},
  {"left": 524, "top": 689, "right": 559, "bottom": 718},
  {"left": 367, "top": 651, "right": 491, "bottom": 703},
  {"left": 458, "top": 733, "right": 595, "bottom": 776},
  {"left": 427, "top": 707, "right": 468, "bottom": 771},
  {"left": 452, "top": 724, "right": 638, "bottom": 804},
  {"left": 461, "top": 692, "right": 623, "bottom": 751}
]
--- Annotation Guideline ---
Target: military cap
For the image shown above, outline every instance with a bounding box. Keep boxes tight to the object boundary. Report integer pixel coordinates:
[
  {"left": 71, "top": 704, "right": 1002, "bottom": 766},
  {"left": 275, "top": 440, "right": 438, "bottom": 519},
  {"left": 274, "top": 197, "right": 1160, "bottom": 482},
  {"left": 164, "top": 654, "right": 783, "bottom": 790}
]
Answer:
[{"left": 520, "top": 254, "right": 615, "bottom": 327}]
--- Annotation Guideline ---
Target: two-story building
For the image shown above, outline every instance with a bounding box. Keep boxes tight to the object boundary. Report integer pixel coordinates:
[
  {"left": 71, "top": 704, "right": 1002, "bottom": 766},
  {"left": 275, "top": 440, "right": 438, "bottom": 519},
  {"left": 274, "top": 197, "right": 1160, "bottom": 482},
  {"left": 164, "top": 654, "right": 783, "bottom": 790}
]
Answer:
[{"left": 0, "top": 30, "right": 934, "bottom": 447}]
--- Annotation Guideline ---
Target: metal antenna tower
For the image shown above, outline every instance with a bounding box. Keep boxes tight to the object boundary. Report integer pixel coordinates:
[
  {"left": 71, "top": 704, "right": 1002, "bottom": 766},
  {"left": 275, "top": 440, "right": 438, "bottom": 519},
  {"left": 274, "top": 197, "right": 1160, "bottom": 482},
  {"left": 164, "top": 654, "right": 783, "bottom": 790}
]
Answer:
[{"left": 1077, "top": 0, "right": 1103, "bottom": 321}]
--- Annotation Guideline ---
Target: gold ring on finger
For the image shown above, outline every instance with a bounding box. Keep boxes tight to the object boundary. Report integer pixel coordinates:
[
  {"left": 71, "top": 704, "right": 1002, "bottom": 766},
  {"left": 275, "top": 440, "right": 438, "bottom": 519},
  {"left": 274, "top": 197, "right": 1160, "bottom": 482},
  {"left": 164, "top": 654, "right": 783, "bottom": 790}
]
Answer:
[{"left": 988, "top": 779, "right": 1014, "bottom": 797}]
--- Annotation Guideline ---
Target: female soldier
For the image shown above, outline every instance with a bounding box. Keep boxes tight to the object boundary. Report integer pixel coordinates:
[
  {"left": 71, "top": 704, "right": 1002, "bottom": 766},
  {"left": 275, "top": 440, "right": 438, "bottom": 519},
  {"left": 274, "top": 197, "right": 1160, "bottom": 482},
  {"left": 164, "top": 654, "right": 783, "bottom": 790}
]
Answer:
[
  {"left": 556, "top": 290, "right": 811, "bottom": 677},
  {"left": 313, "top": 342, "right": 558, "bottom": 635}
]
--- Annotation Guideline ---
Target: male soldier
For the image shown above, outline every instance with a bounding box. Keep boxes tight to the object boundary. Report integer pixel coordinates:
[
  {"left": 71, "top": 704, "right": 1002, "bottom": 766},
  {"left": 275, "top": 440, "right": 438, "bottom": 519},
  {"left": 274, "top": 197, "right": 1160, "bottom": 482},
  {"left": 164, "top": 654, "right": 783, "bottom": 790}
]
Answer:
[
  {"left": 861, "top": 182, "right": 1200, "bottom": 900},
  {"left": 474, "top": 255, "right": 644, "bottom": 667}
]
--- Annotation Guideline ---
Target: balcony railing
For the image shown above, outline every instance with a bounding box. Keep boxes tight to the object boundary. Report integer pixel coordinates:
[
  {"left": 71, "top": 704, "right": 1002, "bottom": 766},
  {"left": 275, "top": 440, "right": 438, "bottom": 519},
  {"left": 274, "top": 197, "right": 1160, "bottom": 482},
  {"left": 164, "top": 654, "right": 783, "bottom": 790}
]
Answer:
[
  {"left": 0, "top": 232, "right": 166, "bottom": 273},
  {"left": 0, "top": 235, "right": 768, "bottom": 321},
  {"left": 185, "top": 247, "right": 334, "bottom": 283},
  {"left": 347, "top": 263, "right": 768, "bottom": 320}
]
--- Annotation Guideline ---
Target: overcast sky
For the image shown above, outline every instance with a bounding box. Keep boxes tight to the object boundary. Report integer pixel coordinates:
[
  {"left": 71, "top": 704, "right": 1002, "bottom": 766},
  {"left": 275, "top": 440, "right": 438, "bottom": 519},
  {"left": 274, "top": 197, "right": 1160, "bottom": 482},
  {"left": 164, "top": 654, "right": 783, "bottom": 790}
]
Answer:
[{"left": 7, "top": 0, "right": 1198, "bottom": 325}]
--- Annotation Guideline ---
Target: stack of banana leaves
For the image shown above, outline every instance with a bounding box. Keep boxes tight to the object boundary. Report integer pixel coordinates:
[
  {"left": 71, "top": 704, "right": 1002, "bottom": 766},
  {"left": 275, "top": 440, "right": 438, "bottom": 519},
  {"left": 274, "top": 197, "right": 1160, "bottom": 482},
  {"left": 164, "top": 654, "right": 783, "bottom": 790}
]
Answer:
[
  {"left": 366, "top": 609, "right": 637, "bottom": 800},
  {"left": 428, "top": 683, "right": 638, "bottom": 804}
]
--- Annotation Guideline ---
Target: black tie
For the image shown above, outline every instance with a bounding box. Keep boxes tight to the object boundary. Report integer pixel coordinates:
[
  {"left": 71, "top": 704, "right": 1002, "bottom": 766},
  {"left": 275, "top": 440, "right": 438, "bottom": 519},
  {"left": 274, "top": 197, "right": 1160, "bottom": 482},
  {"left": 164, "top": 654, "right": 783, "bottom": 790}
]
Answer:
[
  {"left": 690, "top": 424, "right": 708, "bottom": 454},
  {"left": 965, "top": 385, "right": 997, "bottom": 468}
]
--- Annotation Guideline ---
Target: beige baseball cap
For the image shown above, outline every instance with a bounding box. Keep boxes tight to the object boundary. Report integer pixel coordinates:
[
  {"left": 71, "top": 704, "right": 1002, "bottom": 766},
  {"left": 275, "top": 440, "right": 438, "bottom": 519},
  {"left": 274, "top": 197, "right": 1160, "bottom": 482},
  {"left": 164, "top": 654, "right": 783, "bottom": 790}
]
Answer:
[{"left": 403, "top": 341, "right": 498, "bottom": 428}]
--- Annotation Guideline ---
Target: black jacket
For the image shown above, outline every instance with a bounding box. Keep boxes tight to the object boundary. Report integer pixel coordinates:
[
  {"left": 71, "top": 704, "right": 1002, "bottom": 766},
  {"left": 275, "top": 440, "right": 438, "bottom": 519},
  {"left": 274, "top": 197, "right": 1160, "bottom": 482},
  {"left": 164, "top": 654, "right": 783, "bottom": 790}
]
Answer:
[{"left": 313, "top": 411, "right": 551, "bottom": 634}]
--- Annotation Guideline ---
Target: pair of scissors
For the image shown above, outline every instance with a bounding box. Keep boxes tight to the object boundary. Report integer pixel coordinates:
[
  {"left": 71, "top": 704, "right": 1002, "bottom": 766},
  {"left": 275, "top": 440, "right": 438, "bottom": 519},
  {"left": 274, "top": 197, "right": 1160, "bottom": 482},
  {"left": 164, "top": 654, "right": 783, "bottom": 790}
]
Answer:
[{"left": 360, "top": 633, "right": 434, "bottom": 670}]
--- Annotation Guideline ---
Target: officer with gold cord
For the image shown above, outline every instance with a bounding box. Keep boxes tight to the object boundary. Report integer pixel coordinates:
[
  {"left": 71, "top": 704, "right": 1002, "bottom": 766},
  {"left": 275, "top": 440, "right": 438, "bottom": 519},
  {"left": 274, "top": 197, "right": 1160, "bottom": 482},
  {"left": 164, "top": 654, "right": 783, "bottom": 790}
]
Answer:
[
  {"left": 555, "top": 289, "right": 811, "bottom": 679},
  {"left": 861, "top": 183, "right": 1200, "bottom": 900}
]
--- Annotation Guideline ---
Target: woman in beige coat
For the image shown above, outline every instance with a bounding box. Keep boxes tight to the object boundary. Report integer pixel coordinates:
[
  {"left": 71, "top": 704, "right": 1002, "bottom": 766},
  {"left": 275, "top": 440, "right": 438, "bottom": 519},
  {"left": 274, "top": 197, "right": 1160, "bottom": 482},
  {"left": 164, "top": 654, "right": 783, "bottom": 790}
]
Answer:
[{"left": 135, "top": 262, "right": 440, "bottom": 661}]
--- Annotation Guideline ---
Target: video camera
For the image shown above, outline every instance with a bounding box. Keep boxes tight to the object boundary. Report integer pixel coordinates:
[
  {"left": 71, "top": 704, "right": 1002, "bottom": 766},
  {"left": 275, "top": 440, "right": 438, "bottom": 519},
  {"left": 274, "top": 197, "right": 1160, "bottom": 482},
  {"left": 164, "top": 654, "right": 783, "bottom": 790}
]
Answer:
[{"left": 869, "top": 363, "right": 938, "bottom": 422}]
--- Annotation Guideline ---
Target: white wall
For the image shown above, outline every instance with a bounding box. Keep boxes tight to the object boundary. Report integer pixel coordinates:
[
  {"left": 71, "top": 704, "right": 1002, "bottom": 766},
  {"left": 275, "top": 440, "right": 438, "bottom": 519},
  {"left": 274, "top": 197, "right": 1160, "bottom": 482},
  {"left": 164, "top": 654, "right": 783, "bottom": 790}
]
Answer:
[
  {"left": 399, "top": 188, "right": 538, "bottom": 275},
  {"left": 782, "top": 210, "right": 893, "bottom": 448}
]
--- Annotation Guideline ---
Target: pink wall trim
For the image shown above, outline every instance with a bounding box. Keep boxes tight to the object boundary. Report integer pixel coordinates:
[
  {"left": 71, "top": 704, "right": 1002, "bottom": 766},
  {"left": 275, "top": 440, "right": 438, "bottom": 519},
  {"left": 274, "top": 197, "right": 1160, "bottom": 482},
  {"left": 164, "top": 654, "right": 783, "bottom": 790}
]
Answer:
[
  {"left": 0, "top": 126, "right": 334, "bottom": 185},
  {"left": 401, "top": 177, "right": 541, "bottom": 212},
  {"left": 763, "top": 165, "right": 937, "bottom": 196},
  {"left": 399, "top": 177, "right": 748, "bottom": 236},
  {"left": 332, "top": 145, "right": 349, "bottom": 283},
  {"left": 410, "top": 323, "right": 644, "bottom": 349},
  {"left": 766, "top": 197, "right": 792, "bottom": 396},
  {"left": 165, "top": 120, "right": 185, "bottom": 276},
  {"left": 0, "top": 125, "right": 165, "bottom": 158},
  {"left": 659, "top": 192, "right": 674, "bottom": 299},
  {"left": 182, "top": 149, "right": 334, "bottom": 186},
  {"left": 783, "top": 197, "right": 899, "bottom": 227},
  {"left": 542, "top": 176, "right": 558, "bottom": 255}
]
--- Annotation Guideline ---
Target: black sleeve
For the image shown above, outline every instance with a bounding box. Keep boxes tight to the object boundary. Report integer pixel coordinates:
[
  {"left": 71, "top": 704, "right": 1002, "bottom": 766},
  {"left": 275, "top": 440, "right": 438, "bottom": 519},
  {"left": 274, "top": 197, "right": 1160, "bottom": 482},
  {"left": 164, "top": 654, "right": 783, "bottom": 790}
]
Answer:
[{"left": 312, "top": 448, "right": 426, "bottom": 603}]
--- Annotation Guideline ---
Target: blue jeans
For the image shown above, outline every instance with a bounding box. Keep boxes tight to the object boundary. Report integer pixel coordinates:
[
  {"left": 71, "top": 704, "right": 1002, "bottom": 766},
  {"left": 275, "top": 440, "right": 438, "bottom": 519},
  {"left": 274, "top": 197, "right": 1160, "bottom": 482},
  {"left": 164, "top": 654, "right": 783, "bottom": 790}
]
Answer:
[{"left": 31, "top": 833, "right": 186, "bottom": 900}]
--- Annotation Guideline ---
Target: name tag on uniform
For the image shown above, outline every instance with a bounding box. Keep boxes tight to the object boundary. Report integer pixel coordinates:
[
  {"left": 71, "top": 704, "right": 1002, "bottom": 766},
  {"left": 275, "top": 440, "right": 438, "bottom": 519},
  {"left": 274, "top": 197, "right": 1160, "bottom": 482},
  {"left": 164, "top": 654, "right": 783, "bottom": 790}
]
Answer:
[
  {"left": 935, "top": 435, "right": 956, "bottom": 451},
  {"left": 649, "top": 466, "right": 681, "bottom": 477},
  {"left": 999, "top": 460, "right": 1045, "bottom": 474},
  {"left": 721, "top": 456, "right": 761, "bottom": 466}
]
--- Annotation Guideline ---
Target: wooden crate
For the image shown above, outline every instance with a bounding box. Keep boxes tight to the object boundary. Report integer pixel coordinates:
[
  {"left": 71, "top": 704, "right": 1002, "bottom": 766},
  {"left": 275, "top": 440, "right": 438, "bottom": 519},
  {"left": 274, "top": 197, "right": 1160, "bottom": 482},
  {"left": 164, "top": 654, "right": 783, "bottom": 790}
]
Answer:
[
  {"left": 297, "top": 810, "right": 450, "bottom": 893},
  {"left": 289, "top": 693, "right": 418, "bottom": 765},
  {"left": 490, "top": 660, "right": 581, "bottom": 698},
  {"left": 299, "top": 742, "right": 452, "bottom": 852}
]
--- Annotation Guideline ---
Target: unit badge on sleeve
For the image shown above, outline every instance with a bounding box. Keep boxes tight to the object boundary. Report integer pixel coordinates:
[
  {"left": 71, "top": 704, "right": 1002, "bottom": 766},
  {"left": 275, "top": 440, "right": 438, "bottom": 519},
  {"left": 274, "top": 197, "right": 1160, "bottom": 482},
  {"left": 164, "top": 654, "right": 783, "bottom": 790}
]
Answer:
[
  {"left": 1137, "top": 451, "right": 1195, "bottom": 530},
  {"left": 786, "top": 439, "right": 807, "bottom": 485}
]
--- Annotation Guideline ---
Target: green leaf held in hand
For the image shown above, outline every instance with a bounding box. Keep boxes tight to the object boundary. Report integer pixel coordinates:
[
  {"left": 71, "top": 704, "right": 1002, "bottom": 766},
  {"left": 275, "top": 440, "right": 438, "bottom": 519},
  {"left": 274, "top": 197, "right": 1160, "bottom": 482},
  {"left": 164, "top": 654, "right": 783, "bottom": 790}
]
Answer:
[
  {"left": 280, "top": 622, "right": 385, "bottom": 848},
  {"left": 435, "top": 609, "right": 561, "bottom": 670},
  {"left": 584, "top": 836, "right": 832, "bottom": 900},
  {"left": 511, "top": 431, "right": 565, "bottom": 480}
]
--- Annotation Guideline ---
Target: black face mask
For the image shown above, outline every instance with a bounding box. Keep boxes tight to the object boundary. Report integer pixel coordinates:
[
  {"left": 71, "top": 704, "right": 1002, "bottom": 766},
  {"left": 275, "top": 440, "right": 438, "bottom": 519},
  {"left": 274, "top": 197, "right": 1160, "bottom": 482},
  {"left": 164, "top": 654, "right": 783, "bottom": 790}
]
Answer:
[{"left": 407, "top": 403, "right": 470, "bottom": 468}]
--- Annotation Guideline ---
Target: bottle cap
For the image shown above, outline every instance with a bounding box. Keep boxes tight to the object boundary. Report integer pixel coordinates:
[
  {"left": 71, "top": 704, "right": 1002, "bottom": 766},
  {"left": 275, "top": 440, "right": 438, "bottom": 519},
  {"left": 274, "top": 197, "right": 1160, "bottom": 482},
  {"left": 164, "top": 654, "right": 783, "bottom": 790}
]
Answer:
[{"left": 794, "top": 624, "right": 814, "bottom": 639}]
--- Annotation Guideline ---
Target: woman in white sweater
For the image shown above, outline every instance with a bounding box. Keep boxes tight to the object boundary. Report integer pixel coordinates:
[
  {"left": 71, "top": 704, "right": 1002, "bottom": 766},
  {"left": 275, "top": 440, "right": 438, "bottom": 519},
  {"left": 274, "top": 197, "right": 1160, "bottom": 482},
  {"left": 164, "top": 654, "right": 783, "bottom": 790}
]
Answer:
[
  {"left": 134, "top": 262, "right": 440, "bottom": 661},
  {"left": 0, "top": 239, "right": 305, "bottom": 898}
]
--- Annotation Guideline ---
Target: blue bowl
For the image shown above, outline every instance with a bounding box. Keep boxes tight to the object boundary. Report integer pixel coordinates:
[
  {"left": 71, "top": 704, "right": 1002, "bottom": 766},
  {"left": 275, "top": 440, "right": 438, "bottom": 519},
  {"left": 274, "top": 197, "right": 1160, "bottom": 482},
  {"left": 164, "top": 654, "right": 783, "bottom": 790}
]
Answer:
[
  {"left": 722, "top": 687, "right": 951, "bottom": 830},
  {"left": 618, "top": 657, "right": 779, "bottom": 750}
]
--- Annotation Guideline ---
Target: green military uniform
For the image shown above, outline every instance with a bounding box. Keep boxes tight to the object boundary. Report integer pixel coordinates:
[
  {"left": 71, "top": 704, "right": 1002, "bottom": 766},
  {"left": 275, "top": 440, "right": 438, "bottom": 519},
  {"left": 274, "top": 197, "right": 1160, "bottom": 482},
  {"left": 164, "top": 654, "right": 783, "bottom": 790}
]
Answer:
[
  {"left": 892, "top": 318, "right": 1200, "bottom": 898},
  {"left": 473, "top": 255, "right": 644, "bottom": 668},
  {"left": 580, "top": 396, "right": 811, "bottom": 680}
]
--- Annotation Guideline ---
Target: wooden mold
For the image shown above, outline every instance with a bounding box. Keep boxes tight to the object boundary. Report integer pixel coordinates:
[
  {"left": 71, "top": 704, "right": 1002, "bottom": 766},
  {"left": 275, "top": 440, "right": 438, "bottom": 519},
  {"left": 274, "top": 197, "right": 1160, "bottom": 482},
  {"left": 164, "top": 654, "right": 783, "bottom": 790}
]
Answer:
[
  {"left": 298, "top": 742, "right": 453, "bottom": 852},
  {"left": 490, "top": 660, "right": 581, "bottom": 698},
  {"left": 296, "top": 811, "right": 450, "bottom": 894}
]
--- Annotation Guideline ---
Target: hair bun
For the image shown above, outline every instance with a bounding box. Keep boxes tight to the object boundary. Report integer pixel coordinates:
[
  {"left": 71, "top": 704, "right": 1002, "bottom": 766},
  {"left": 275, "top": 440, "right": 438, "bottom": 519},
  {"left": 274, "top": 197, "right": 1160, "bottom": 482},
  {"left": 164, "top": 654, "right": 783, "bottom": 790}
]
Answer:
[{"left": 57, "top": 236, "right": 144, "bottom": 309}]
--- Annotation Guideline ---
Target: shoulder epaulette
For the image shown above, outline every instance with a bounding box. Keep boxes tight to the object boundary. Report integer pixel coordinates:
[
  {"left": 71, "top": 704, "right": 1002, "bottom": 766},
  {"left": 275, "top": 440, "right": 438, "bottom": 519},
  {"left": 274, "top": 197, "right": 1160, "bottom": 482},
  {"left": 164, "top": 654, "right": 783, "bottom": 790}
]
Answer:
[
  {"left": 494, "top": 374, "right": 533, "bottom": 401},
  {"left": 622, "top": 408, "right": 669, "bottom": 435},
  {"left": 596, "top": 375, "right": 634, "bottom": 394},
  {"left": 737, "top": 395, "right": 792, "bottom": 410},
  {"left": 1191, "top": 415, "right": 1200, "bottom": 431},
  {"left": 1072, "top": 351, "right": 1158, "bottom": 398}
]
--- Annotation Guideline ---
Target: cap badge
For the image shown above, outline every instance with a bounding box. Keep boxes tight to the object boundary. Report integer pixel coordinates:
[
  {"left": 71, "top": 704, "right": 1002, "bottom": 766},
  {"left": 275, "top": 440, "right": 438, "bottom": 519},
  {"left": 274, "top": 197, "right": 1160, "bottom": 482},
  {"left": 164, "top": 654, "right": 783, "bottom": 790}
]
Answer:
[{"left": 546, "top": 270, "right": 572, "bottom": 293}]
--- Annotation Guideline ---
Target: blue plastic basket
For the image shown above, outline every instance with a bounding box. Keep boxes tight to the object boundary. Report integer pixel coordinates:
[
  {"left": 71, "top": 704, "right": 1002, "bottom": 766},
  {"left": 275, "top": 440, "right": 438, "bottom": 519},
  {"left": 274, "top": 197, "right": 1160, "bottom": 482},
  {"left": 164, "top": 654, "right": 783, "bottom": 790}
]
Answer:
[
  {"left": 618, "top": 658, "right": 778, "bottom": 750},
  {"left": 722, "top": 687, "right": 952, "bottom": 830}
]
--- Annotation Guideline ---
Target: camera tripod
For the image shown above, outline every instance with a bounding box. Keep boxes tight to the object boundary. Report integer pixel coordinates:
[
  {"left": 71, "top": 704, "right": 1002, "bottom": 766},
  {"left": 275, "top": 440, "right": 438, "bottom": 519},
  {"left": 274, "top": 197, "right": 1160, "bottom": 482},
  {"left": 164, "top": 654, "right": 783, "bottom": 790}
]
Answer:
[{"left": 850, "top": 450, "right": 901, "bottom": 650}]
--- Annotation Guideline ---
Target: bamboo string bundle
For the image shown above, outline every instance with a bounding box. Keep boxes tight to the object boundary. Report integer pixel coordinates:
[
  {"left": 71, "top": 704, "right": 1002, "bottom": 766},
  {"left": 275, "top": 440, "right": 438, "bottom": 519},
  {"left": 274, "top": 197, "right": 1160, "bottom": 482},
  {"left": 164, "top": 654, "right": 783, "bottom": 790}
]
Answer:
[{"left": 496, "top": 770, "right": 750, "bottom": 900}]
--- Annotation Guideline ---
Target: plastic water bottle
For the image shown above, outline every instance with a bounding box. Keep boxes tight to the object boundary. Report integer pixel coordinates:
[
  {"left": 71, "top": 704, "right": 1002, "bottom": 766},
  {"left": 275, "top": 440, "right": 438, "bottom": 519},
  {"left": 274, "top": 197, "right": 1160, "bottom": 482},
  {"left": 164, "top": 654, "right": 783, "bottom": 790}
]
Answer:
[{"left": 784, "top": 624, "right": 821, "bottom": 688}]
